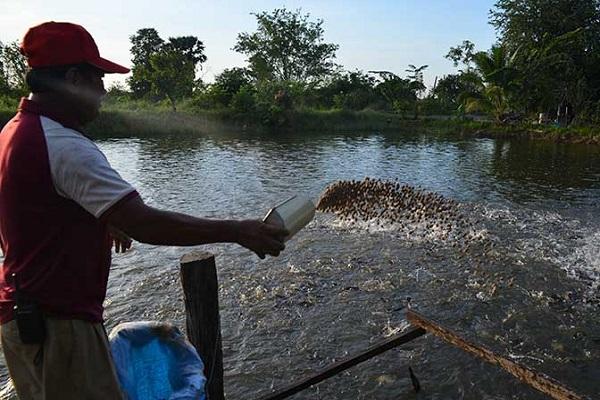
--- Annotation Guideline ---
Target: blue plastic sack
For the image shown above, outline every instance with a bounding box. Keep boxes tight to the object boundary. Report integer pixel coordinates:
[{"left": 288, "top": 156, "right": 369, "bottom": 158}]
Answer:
[{"left": 109, "top": 321, "right": 207, "bottom": 400}]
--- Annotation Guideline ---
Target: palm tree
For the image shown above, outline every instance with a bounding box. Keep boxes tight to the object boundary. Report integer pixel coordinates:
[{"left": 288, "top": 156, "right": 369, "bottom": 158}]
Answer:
[
  {"left": 459, "top": 45, "right": 519, "bottom": 123},
  {"left": 461, "top": 29, "right": 584, "bottom": 123}
]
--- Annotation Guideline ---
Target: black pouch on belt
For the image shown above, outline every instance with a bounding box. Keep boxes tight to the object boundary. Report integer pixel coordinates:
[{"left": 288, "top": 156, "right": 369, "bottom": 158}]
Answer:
[
  {"left": 12, "top": 274, "right": 46, "bottom": 345},
  {"left": 14, "top": 300, "right": 46, "bottom": 344}
]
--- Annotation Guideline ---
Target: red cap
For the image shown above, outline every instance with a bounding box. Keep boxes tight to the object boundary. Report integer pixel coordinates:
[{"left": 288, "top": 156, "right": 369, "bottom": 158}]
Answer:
[{"left": 20, "top": 22, "right": 130, "bottom": 74}]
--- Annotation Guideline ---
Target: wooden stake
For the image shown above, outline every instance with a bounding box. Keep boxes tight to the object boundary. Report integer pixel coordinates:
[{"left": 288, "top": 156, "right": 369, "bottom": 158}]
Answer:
[
  {"left": 180, "top": 251, "right": 224, "bottom": 400},
  {"left": 256, "top": 327, "right": 427, "bottom": 400},
  {"left": 407, "top": 309, "right": 590, "bottom": 400}
]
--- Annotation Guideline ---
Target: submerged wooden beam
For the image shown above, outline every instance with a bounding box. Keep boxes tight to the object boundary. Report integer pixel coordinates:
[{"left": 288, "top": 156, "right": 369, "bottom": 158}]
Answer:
[
  {"left": 256, "top": 327, "right": 427, "bottom": 400},
  {"left": 407, "top": 309, "right": 590, "bottom": 400},
  {"left": 180, "top": 251, "right": 224, "bottom": 400}
]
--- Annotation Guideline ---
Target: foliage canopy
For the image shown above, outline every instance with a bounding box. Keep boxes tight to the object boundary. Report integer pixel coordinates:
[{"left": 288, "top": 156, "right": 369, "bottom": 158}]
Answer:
[
  {"left": 128, "top": 28, "right": 206, "bottom": 104},
  {"left": 234, "top": 8, "right": 339, "bottom": 84}
]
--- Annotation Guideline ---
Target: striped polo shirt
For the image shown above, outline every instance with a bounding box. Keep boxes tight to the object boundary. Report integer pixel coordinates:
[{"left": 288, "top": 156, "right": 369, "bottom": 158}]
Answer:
[{"left": 0, "top": 98, "right": 139, "bottom": 323}]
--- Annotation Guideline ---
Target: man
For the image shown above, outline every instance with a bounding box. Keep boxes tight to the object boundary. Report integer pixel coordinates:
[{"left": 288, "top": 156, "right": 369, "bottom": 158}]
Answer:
[{"left": 0, "top": 22, "right": 286, "bottom": 399}]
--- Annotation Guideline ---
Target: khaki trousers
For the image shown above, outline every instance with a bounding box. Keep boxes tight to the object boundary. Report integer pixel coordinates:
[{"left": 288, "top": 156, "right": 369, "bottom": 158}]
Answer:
[{"left": 1, "top": 318, "right": 125, "bottom": 400}]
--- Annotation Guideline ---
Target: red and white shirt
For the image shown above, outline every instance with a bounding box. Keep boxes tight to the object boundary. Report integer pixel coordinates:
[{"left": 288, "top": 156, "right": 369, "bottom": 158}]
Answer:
[{"left": 0, "top": 98, "right": 139, "bottom": 323}]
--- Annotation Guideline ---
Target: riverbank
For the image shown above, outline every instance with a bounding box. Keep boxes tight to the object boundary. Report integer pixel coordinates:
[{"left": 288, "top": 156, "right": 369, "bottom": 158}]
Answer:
[
  {"left": 0, "top": 107, "right": 419, "bottom": 137},
  {"left": 2, "top": 106, "right": 600, "bottom": 143},
  {"left": 437, "top": 119, "right": 600, "bottom": 145},
  {"left": 81, "top": 110, "right": 600, "bottom": 144},
  {"left": 85, "top": 107, "right": 435, "bottom": 138}
]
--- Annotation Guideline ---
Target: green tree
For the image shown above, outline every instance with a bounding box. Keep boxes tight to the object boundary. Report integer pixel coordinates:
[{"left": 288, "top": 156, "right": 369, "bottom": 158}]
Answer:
[
  {"left": 490, "top": 0, "right": 600, "bottom": 51},
  {"left": 0, "top": 41, "right": 27, "bottom": 94},
  {"left": 230, "top": 85, "right": 256, "bottom": 113},
  {"left": 405, "top": 64, "right": 428, "bottom": 118},
  {"left": 164, "top": 36, "right": 207, "bottom": 65},
  {"left": 128, "top": 28, "right": 164, "bottom": 98},
  {"left": 405, "top": 65, "right": 428, "bottom": 94},
  {"left": 490, "top": 0, "right": 600, "bottom": 119},
  {"left": 128, "top": 29, "right": 206, "bottom": 103},
  {"left": 191, "top": 85, "right": 227, "bottom": 109},
  {"left": 213, "top": 67, "right": 253, "bottom": 106},
  {"left": 130, "top": 28, "right": 164, "bottom": 66},
  {"left": 460, "top": 45, "right": 520, "bottom": 122},
  {"left": 433, "top": 74, "right": 477, "bottom": 112},
  {"left": 516, "top": 29, "right": 590, "bottom": 116},
  {"left": 253, "top": 80, "right": 301, "bottom": 126},
  {"left": 369, "top": 70, "right": 417, "bottom": 116},
  {"left": 314, "top": 70, "right": 378, "bottom": 110},
  {"left": 104, "top": 82, "right": 130, "bottom": 101},
  {"left": 147, "top": 49, "right": 195, "bottom": 111},
  {"left": 0, "top": 41, "right": 8, "bottom": 94},
  {"left": 445, "top": 40, "right": 476, "bottom": 72},
  {"left": 193, "top": 68, "right": 253, "bottom": 109},
  {"left": 234, "top": 8, "right": 339, "bottom": 84}
]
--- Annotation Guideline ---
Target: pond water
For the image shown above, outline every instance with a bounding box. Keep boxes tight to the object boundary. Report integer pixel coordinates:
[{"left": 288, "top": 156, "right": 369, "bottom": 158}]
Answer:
[{"left": 1, "top": 131, "right": 599, "bottom": 399}]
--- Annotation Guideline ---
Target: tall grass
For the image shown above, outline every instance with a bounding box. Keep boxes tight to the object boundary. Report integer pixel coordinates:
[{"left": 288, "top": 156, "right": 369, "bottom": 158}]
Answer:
[
  {"left": 287, "top": 108, "right": 416, "bottom": 131},
  {"left": 87, "top": 108, "right": 419, "bottom": 137},
  {"left": 88, "top": 109, "right": 237, "bottom": 138}
]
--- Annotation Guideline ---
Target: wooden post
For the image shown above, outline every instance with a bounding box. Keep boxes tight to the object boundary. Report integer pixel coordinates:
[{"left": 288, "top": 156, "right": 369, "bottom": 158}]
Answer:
[
  {"left": 407, "top": 309, "right": 590, "bottom": 400},
  {"left": 180, "top": 251, "right": 225, "bottom": 400}
]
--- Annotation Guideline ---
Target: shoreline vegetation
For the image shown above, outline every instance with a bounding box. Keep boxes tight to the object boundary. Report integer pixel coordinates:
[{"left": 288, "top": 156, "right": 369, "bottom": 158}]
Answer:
[
  {"left": 3, "top": 3, "right": 600, "bottom": 144},
  {"left": 86, "top": 109, "right": 600, "bottom": 144},
  {"left": 3, "top": 104, "right": 598, "bottom": 144}
]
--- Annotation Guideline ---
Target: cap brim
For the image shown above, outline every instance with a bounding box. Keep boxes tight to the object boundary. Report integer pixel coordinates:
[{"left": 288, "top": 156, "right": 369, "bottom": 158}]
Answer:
[{"left": 89, "top": 56, "right": 130, "bottom": 74}]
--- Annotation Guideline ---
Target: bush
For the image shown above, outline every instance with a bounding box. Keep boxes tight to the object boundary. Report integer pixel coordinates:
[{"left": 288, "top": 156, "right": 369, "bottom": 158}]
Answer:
[
  {"left": 190, "top": 85, "right": 228, "bottom": 109},
  {"left": 0, "top": 94, "right": 18, "bottom": 125},
  {"left": 419, "top": 97, "right": 455, "bottom": 115},
  {"left": 230, "top": 85, "right": 256, "bottom": 113},
  {"left": 392, "top": 99, "right": 412, "bottom": 117},
  {"left": 0, "top": 94, "right": 18, "bottom": 111},
  {"left": 572, "top": 101, "right": 600, "bottom": 126},
  {"left": 253, "top": 81, "right": 298, "bottom": 126},
  {"left": 332, "top": 89, "right": 375, "bottom": 111}
]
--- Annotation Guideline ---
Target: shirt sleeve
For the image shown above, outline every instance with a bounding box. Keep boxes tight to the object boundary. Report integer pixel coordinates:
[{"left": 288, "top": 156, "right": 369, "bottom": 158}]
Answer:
[{"left": 43, "top": 121, "right": 138, "bottom": 219}]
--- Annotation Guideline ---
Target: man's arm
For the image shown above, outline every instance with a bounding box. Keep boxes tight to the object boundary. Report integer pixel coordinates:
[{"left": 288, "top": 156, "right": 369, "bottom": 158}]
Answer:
[{"left": 105, "top": 196, "right": 286, "bottom": 259}]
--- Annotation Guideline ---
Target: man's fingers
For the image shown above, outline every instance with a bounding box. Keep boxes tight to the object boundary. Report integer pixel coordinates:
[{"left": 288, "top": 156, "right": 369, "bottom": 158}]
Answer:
[
  {"left": 263, "top": 239, "right": 284, "bottom": 256},
  {"left": 113, "top": 238, "right": 132, "bottom": 254},
  {"left": 268, "top": 238, "right": 285, "bottom": 252},
  {"left": 262, "top": 222, "right": 289, "bottom": 238},
  {"left": 240, "top": 220, "right": 287, "bottom": 259},
  {"left": 253, "top": 238, "right": 284, "bottom": 259}
]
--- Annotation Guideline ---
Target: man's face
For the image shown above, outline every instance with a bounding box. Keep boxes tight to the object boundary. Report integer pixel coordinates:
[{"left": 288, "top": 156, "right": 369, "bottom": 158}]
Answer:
[{"left": 68, "top": 65, "right": 107, "bottom": 124}]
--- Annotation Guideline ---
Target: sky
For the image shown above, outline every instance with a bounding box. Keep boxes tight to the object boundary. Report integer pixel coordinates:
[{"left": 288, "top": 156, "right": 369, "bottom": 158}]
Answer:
[{"left": 0, "top": 0, "right": 498, "bottom": 89}]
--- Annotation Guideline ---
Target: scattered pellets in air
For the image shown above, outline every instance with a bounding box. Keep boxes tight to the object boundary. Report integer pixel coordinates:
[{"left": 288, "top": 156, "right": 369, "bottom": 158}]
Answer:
[{"left": 316, "top": 178, "right": 486, "bottom": 249}]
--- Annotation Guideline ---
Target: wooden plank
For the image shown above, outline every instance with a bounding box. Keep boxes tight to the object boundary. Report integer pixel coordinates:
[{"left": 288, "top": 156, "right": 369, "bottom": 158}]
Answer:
[
  {"left": 407, "top": 309, "right": 590, "bottom": 400},
  {"left": 256, "top": 327, "right": 427, "bottom": 400},
  {"left": 180, "top": 251, "right": 224, "bottom": 400}
]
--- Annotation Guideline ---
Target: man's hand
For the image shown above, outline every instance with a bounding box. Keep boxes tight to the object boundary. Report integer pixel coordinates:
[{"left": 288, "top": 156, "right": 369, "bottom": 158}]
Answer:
[
  {"left": 236, "top": 220, "right": 287, "bottom": 259},
  {"left": 109, "top": 225, "right": 132, "bottom": 254}
]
